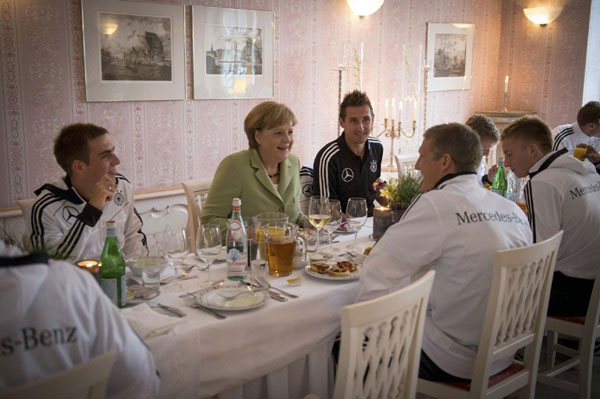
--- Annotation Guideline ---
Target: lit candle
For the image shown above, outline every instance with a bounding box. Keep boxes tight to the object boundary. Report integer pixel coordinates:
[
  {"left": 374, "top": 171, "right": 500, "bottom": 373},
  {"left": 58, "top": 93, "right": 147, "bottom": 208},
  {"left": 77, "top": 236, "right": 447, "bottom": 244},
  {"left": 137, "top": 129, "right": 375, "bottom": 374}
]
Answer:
[
  {"left": 413, "top": 98, "right": 417, "bottom": 121},
  {"left": 392, "top": 97, "right": 396, "bottom": 121},
  {"left": 76, "top": 260, "right": 100, "bottom": 282},
  {"left": 399, "top": 102, "right": 402, "bottom": 121},
  {"left": 373, "top": 206, "right": 392, "bottom": 240},
  {"left": 505, "top": 76, "right": 509, "bottom": 95},
  {"left": 385, "top": 98, "right": 389, "bottom": 119}
]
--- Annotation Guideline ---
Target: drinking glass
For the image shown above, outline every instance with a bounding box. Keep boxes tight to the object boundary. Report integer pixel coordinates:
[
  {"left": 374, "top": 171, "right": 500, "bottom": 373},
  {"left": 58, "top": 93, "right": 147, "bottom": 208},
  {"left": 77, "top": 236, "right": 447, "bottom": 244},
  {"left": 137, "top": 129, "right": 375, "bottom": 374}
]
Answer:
[
  {"left": 196, "top": 224, "right": 221, "bottom": 271},
  {"left": 346, "top": 197, "right": 368, "bottom": 248},
  {"left": 308, "top": 196, "right": 331, "bottom": 253},
  {"left": 322, "top": 199, "right": 342, "bottom": 252},
  {"left": 248, "top": 238, "right": 267, "bottom": 279},
  {"left": 164, "top": 228, "right": 190, "bottom": 277}
]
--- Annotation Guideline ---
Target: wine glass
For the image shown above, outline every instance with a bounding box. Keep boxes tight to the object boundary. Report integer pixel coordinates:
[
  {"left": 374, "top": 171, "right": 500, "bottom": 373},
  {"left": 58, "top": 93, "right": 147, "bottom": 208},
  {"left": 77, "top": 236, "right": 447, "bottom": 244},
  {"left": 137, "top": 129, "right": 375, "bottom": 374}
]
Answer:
[
  {"left": 308, "top": 196, "right": 331, "bottom": 254},
  {"left": 196, "top": 224, "right": 222, "bottom": 271},
  {"left": 163, "top": 228, "right": 190, "bottom": 277},
  {"left": 322, "top": 199, "right": 342, "bottom": 253},
  {"left": 346, "top": 197, "right": 368, "bottom": 249}
]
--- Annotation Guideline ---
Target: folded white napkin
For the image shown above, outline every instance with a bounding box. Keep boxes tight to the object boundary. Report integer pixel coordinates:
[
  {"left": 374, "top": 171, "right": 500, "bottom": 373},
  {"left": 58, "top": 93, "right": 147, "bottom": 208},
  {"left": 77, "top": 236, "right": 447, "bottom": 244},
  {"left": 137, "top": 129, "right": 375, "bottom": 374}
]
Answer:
[{"left": 121, "top": 303, "right": 184, "bottom": 339}]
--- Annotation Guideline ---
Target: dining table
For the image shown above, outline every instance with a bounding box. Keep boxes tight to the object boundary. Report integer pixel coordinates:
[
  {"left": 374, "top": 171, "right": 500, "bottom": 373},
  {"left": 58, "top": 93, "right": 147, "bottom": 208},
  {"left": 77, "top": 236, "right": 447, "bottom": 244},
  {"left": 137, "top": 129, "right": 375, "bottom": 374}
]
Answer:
[{"left": 122, "top": 218, "right": 375, "bottom": 399}]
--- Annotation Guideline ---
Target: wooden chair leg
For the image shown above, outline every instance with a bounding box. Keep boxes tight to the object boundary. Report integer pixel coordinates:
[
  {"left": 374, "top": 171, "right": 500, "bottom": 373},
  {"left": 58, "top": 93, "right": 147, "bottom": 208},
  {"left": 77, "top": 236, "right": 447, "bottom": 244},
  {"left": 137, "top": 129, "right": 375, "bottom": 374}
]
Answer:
[{"left": 547, "top": 330, "right": 558, "bottom": 368}]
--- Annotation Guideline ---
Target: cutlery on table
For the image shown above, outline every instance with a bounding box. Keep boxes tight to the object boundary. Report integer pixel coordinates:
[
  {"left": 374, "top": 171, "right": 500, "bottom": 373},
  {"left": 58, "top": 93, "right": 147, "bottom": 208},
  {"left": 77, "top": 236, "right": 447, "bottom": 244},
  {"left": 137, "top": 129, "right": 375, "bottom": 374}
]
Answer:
[
  {"left": 184, "top": 297, "right": 226, "bottom": 319},
  {"left": 153, "top": 303, "right": 186, "bottom": 318},
  {"left": 218, "top": 286, "right": 268, "bottom": 300},
  {"left": 179, "top": 279, "right": 224, "bottom": 298},
  {"left": 255, "top": 276, "right": 298, "bottom": 299},
  {"left": 160, "top": 274, "right": 198, "bottom": 285},
  {"left": 268, "top": 291, "right": 287, "bottom": 302}
]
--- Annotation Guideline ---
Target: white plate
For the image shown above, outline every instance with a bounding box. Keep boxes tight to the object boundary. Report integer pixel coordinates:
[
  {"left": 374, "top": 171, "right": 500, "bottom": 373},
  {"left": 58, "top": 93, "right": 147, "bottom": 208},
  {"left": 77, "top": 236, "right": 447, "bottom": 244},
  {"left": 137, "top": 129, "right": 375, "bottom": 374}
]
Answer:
[
  {"left": 335, "top": 226, "right": 355, "bottom": 234},
  {"left": 304, "top": 264, "right": 360, "bottom": 281},
  {"left": 196, "top": 287, "right": 270, "bottom": 311}
]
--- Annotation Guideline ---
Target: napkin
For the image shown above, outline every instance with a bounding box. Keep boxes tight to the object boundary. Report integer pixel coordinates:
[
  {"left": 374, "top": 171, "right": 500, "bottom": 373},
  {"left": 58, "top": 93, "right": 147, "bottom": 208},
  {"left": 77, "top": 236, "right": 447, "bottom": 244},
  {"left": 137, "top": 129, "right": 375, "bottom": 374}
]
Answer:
[{"left": 121, "top": 303, "right": 184, "bottom": 339}]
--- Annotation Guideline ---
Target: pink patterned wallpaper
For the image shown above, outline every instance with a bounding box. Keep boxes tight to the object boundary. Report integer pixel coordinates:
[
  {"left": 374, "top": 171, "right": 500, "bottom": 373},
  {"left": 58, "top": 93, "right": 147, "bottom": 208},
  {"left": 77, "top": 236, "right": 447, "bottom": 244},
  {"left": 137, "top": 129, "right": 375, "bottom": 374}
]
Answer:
[{"left": 0, "top": 0, "right": 590, "bottom": 208}]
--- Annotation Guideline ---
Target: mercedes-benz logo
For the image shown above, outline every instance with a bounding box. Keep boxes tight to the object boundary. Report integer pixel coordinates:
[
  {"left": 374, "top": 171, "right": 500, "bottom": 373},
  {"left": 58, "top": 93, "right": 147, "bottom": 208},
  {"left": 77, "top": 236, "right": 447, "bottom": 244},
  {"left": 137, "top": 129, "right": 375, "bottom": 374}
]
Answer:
[
  {"left": 341, "top": 168, "right": 354, "bottom": 183},
  {"left": 302, "top": 183, "right": 313, "bottom": 197},
  {"left": 62, "top": 206, "right": 79, "bottom": 223}
]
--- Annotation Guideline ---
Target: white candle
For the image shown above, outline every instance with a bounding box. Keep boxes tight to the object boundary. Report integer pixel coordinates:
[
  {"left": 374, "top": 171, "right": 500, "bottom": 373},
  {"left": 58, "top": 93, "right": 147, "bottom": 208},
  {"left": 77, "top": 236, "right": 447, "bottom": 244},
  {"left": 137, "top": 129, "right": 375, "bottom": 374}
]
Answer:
[
  {"left": 504, "top": 75, "right": 509, "bottom": 95},
  {"left": 417, "top": 44, "right": 422, "bottom": 105},
  {"left": 360, "top": 42, "right": 364, "bottom": 91},
  {"left": 385, "top": 99, "right": 389, "bottom": 119},
  {"left": 413, "top": 99, "right": 417, "bottom": 121},
  {"left": 401, "top": 45, "right": 406, "bottom": 102},
  {"left": 392, "top": 97, "right": 396, "bottom": 120},
  {"left": 399, "top": 102, "right": 402, "bottom": 121}
]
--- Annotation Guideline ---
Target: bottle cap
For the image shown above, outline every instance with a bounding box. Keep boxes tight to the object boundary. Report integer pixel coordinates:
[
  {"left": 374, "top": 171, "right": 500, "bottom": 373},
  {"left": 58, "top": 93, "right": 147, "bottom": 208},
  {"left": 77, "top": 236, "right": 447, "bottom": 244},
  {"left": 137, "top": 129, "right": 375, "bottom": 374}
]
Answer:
[
  {"left": 232, "top": 198, "right": 241, "bottom": 207},
  {"left": 106, "top": 220, "right": 116, "bottom": 229}
]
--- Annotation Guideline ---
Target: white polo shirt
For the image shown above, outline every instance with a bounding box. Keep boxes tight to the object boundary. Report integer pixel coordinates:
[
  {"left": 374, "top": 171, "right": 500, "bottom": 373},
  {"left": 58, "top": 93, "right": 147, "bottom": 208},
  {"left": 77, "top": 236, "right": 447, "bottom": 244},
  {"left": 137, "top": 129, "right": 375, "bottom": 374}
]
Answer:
[{"left": 356, "top": 174, "right": 532, "bottom": 379}]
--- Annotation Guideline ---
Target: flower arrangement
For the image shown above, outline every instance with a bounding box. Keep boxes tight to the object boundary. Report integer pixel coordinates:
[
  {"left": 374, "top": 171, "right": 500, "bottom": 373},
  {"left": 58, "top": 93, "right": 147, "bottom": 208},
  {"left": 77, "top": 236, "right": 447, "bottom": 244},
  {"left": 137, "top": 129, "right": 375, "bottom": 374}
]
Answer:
[{"left": 374, "top": 172, "right": 422, "bottom": 209}]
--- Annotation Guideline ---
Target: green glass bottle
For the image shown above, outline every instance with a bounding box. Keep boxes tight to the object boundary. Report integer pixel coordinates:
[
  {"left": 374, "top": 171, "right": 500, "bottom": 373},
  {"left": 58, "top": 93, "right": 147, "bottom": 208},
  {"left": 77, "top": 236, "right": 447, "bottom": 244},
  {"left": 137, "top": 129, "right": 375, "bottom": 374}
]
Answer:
[
  {"left": 100, "top": 221, "right": 126, "bottom": 308},
  {"left": 491, "top": 158, "right": 508, "bottom": 197}
]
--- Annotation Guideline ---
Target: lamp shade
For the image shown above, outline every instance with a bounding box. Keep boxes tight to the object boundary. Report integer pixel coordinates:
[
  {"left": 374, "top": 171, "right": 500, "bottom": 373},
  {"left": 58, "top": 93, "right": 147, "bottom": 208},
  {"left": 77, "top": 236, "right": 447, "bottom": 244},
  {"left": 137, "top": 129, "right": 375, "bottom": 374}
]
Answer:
[
  {"left": 523, "top": 6, "right": 563, "bottom": 25},
  {"left": 347, "top": 0, "right": 384, "bottom": 17}
]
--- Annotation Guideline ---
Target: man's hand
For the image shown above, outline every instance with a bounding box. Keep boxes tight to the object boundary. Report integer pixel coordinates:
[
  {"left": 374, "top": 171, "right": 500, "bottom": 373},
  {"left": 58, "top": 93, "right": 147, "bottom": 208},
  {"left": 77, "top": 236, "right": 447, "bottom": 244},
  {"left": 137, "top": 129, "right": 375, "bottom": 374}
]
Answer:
[
  {"left": 88, "top": 174, "right": 117, "bottom": 210},
  {"left": 576, "top": 144, "right": 600, "bottom": 166},
  {"left": 487, "top": 164, "right": 498, "bottom": 183}
]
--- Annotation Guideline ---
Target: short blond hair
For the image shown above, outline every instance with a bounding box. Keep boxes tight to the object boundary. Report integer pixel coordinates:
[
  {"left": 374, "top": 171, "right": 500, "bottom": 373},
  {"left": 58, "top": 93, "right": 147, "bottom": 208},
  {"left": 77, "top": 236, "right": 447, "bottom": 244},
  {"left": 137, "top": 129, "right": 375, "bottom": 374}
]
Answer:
[
  {"left": 244, "top": 101, "right": 298, "bottom": 149},
  {"left": 424, "top": 123, "right": 482, "bottom": 173},
  {"left": 501, "top": 116, "right": 552, "bottom": 154}
]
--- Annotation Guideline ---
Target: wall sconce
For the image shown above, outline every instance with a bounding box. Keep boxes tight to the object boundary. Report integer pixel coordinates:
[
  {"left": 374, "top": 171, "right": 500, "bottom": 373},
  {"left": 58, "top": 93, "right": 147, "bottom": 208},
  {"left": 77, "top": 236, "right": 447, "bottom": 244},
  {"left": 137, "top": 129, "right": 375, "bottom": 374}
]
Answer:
[
  {"left": 523, "top": 6, "right": 563, "bottom": 26},
  {"left": 347, "top": 0, "right": 384, "bottom": 18}
]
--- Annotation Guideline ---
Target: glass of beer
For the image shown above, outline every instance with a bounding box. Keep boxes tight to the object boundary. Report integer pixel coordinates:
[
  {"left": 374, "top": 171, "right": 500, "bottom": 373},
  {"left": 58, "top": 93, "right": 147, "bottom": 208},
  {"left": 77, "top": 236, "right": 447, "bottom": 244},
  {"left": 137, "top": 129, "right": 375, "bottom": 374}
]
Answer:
[
  {"left": 573, "top": 147, "right": 587, "bottom": 161},
  {"left": 263, "top": 222, "right": 303, "bottom": 277}
]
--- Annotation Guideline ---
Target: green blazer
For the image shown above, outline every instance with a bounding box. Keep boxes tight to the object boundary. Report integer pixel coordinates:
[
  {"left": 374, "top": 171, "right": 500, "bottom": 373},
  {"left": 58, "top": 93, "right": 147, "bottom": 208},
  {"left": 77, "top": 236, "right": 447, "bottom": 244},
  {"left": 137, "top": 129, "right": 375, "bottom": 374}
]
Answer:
[{"left": 201, "top": 149, "right": 305, "bottom": 232}]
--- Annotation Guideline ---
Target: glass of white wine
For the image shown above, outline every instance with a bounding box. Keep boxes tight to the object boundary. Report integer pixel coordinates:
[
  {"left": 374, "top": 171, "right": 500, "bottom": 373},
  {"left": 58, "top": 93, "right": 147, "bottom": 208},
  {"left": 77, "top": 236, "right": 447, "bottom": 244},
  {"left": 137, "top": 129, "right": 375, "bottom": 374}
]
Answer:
[
  {"left": 308, "top": 196, "right": 331, "bottom": 254},
  {"left": 323, "top": 199, "right": 342, "bottom": 253}
]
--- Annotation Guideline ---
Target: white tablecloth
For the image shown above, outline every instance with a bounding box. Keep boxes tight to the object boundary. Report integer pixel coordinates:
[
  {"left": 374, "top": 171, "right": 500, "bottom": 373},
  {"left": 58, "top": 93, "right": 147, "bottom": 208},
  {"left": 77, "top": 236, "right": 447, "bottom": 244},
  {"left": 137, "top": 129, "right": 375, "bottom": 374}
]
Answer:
[{"left": 125, "top": 219, "right": 374, "bottom": 399}]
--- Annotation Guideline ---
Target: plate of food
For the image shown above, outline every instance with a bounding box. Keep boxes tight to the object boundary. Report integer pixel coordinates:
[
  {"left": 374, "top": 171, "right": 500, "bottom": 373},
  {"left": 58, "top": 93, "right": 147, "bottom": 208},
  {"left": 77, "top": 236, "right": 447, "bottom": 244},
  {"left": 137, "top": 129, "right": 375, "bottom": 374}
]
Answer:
[
  {"left": 336, "top": 221, "right": 355, "bottom": 234},
  {"left": 305, "top": 261, "right": 360, "bottom": 281},
  {"left": 196, "top": 287, "right": 270, "bottom": 311}
]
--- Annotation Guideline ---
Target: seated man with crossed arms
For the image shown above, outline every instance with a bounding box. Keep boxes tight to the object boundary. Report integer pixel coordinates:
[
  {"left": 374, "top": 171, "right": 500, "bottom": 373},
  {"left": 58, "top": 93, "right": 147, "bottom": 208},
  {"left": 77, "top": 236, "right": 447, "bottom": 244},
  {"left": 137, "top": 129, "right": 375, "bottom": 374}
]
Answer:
[{"left": 357, "top": 123, "right": 532, "bottom": 382}]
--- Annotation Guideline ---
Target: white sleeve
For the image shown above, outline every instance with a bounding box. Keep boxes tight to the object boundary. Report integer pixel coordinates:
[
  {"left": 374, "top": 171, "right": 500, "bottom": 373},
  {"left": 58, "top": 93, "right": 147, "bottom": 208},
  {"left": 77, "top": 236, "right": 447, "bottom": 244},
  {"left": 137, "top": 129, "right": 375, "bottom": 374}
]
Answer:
[
  {"left": 356, "top": 195, "right": 444, "bottom": 302},
  {"left": 525, "top": 179, "right": 562, "bottom": 243},
  {"left": 86, "top": 275, "right": 160, "bottom": 398}
]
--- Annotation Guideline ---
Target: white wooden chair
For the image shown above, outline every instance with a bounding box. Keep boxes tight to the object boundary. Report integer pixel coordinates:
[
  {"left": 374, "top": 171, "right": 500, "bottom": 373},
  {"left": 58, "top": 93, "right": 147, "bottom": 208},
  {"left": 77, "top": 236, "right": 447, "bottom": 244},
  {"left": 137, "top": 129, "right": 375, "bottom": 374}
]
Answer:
[
  {"left": 394, "top": 154, "right": 419, "bottom": 178},
  {"left": 537, "top": 266, "right": 600, "bottom": 399},
  {"left": 417, "top": 230, "right": 563, "bottom": 399},
  {"left": 0, "top": 348, "right": 117, "bottom": 399},
  {"left": 333, "top": 270, "right": 435, "bottom": 399},
  {"left": 182, "top": 178, "right": 212, "bottom": 252}
]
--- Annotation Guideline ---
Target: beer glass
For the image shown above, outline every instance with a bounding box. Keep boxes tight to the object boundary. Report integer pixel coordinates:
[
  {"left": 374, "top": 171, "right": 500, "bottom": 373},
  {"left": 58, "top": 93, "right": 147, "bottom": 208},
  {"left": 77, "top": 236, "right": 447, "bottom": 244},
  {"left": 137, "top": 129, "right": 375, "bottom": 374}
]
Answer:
[{"left": 263, "top": 222, "right": 305, "bottom": 277}]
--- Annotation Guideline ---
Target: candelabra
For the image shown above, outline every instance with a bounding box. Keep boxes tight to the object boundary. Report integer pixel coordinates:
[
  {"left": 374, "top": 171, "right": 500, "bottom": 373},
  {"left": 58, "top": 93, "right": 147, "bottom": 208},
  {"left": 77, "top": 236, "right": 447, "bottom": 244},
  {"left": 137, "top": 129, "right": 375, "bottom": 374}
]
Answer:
[{"left": 376, "top": 118, "right": 417, "bottom": 171}]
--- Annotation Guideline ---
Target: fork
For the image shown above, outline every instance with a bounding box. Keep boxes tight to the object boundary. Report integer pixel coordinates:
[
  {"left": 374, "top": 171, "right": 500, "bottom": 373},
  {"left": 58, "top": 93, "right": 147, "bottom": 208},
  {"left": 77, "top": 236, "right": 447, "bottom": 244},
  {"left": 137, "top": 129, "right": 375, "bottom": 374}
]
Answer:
[
  {"left": 218, "top": 285, "right": 268, "bottom": 300},
  {"left": 255, "top": 276, "right": 298, "bottom": 299}
]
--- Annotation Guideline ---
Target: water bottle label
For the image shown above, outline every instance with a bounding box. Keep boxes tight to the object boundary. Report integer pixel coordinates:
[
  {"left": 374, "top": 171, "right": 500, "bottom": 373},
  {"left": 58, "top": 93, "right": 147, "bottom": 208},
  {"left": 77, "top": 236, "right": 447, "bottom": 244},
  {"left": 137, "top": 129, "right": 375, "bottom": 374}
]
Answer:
[
  {"left": 120, "top": 275, "right": 127, "bottom": 306},
  {"left": 100, "top": 278, "right": 117, "bottom": 306},
  {"left": 226, "top": 248, "right": 247, "bottom": 275}
]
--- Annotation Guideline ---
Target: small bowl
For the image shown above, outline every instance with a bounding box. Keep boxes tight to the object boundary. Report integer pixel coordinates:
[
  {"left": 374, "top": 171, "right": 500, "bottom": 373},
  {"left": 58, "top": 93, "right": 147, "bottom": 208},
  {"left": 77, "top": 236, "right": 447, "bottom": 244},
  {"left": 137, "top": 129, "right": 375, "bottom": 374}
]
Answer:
[{"left": 126, "top": 257, "right": 168, "bottom": 277}]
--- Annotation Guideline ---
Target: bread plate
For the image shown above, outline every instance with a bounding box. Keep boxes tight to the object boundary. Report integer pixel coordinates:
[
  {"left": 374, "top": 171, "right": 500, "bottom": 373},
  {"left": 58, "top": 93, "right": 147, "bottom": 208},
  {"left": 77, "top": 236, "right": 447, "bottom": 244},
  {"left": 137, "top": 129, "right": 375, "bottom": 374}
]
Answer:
[{"left": 304, "top": 262, "right": 360, "bottom": 281}]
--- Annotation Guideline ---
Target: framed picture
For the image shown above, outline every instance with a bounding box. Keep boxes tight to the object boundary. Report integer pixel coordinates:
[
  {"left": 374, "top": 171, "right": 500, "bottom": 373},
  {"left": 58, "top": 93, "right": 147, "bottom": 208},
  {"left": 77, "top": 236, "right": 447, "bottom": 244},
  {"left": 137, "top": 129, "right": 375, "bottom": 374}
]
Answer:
[
  {"left": 82, "top": 0, "right": 185, "bottom": 102},
  {"left": 193, "top": 6, "right": 274, "bottom": 99},
  {"left": 426, "top": 23, "right": 474, "bottom": 92}
]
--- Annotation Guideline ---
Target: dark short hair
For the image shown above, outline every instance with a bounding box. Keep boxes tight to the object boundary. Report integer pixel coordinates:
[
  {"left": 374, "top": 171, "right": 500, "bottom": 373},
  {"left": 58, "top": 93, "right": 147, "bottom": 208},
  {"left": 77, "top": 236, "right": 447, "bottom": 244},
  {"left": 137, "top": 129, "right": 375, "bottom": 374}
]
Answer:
[
  {"left": 54, "top": 123, "right": 108, "bottom": 176},
  {"left": 577, "top": 101, "right": 600, "bottom": 126},
  {"left": 501, "top": 116, "right": 552, "bottom": 154},
  {"left": 339, "top": 90, "right": 373, "bottom": 121},
  {"left": 423, "top": 123, "right": 482, "bottom": 173},
  {"left": 465, "top": 114, "right": 499, "bottom": 143},
  {"left": 244, "top": 101, "right": 298, "bottom": 150}
]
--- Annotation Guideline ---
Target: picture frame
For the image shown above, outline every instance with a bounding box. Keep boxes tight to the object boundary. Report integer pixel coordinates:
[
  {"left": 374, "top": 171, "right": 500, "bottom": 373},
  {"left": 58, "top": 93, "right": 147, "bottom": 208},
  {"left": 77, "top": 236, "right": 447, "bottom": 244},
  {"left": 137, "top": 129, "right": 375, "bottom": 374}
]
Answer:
[
  {"left": 426, "top": 23, "right": 474, "bottom": 92},
  {"left": 192, "top": 6, "right": 274, "bottom": 99},
  {"left": 81, "top": 0, "right": 185, "bottom": 102}
]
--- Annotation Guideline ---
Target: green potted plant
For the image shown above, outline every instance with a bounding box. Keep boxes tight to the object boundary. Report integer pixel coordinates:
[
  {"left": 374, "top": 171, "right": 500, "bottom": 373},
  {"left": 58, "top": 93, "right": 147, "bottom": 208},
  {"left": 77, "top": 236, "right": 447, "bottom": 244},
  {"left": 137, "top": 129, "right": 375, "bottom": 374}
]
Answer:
[{"left": 375, "top": 172, "right": 422, "bottom": 222}]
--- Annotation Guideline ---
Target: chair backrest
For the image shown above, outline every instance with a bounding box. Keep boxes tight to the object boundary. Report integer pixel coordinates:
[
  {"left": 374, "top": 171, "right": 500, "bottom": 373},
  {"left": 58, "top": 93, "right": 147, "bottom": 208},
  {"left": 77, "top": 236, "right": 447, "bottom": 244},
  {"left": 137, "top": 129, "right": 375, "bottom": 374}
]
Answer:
[
  {"left": 469, "top": 230, "right": 563, "bottom": 398},
  {"left": 139, "top": 204, "right": 189, "bottom": 237},
  {"left": 299, "top": 166, "right": 314, "bottom": 215},
  {"left": 334, "top": 270, "right": 435, "bottom": 399},
  {"left": 0, "top": 348, "right": 118, "bottom": 399},
  {"left": 394, "top": 154, "right": 419, "bottom": 178},
  {"left": 182, "top": 178, "right": 212, "bottom": 252}
]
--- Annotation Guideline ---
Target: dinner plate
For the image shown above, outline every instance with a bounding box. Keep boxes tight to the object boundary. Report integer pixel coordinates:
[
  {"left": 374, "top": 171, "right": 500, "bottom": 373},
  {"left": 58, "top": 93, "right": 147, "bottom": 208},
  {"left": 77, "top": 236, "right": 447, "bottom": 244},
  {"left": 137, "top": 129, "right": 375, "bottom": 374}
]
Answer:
[
  {"left": 304, "top": 264, "right": 360, "bottom": 281},
  {"left": 335, "top": 226, "right": 355, "bottom": 234},
  {"left": 196, "top": 287, "right": 270, "bottom": 311}
]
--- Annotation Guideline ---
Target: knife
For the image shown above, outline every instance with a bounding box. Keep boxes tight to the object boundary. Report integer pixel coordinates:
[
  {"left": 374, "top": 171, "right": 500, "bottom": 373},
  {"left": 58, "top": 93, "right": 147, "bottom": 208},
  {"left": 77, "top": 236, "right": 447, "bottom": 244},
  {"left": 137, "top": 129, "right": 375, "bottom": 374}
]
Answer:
[
  {"left": 154, "top": 303, "right": 187, "bottom": 318},
  {"left": 269, "top": 291, "right": 288, "bottom": 302},
  {"left": 192, "top": 303, "right": 226, "bottom": 319}
]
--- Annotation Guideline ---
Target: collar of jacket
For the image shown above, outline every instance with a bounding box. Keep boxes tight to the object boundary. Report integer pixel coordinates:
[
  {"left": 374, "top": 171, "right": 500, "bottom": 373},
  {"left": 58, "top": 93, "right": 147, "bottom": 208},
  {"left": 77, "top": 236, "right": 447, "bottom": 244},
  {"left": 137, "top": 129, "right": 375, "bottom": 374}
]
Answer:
[
  {"left": 0, "top": 252, "right": 49, "bottom": 267},
  {"left": 432, "top": 171, "right": 477, "bottom": 190},
  {"left": 33, "top": 175, "right": 84, "bottom": 205},
  {"left": 249, "top": 148, "right": 291, "bottom": 203},
  {"left": 528, "top": 148, "right": 568, "bottom": 179}
]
